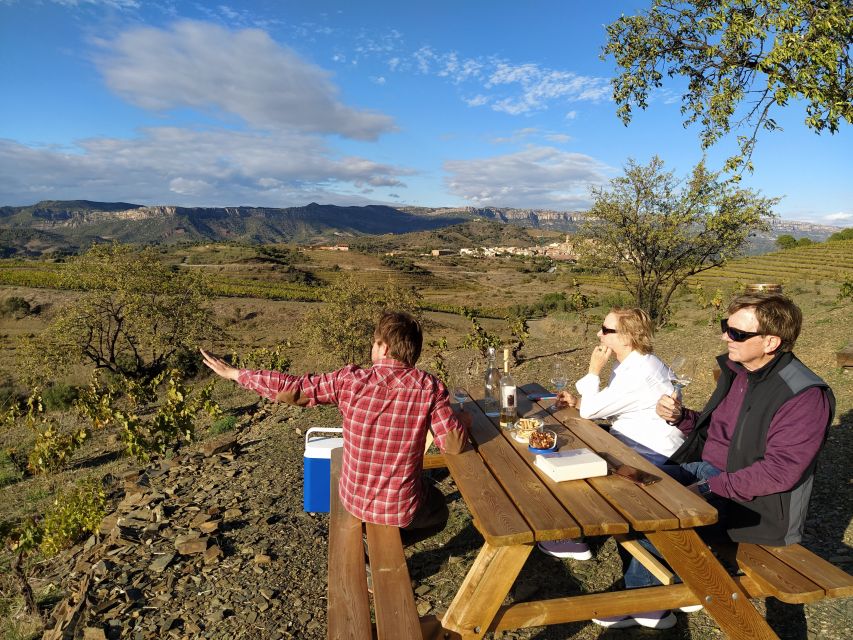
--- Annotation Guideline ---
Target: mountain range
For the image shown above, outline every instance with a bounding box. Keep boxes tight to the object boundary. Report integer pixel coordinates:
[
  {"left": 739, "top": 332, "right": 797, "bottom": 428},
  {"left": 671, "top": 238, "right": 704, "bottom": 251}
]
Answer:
[{"left": 0, "top": 200, "right": 842, "bottom": 257}]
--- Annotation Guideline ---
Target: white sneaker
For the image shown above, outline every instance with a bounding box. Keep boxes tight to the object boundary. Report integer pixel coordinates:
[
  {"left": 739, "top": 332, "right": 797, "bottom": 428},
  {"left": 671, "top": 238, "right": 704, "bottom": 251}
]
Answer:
[
  {"left": 537, "top": 538, "right": 592, "bottom": 560},
  {"left": 592, "top": 610, "right": 676, "bottom": 629},
  {"left": 679, "top": 604, "right": 704, "bottom": 613}
]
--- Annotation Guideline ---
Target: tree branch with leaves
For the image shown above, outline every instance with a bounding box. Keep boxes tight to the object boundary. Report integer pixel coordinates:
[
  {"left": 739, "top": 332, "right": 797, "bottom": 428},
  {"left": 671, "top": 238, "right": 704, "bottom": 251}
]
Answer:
[{"left": 603, "top": 0, "right": 852, "bottom": 171}]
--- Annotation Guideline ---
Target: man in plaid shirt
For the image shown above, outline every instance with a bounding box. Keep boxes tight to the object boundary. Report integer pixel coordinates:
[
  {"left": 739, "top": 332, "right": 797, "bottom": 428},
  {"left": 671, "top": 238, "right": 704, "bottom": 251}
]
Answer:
[{"left": 200, "top": 311, "right": 470, "bottom": 542}]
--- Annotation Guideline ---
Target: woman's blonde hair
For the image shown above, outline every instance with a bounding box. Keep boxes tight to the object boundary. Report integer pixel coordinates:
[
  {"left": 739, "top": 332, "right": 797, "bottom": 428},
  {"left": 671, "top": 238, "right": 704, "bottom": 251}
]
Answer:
[{"left": 611, "top": 307, "right": 655, "bottom": 354}]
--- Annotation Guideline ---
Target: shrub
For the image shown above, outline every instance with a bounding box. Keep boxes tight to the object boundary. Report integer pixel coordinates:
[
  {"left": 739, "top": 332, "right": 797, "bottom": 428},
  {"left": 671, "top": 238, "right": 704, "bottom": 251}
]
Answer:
[
  {"left": 209, "top": 415, "right": 237, "bottom": 435},
  {"left": 0, "top": 296, "right": 30, "bottom": 318},
  {"left": 34, "top": 478, "right": 106, "bottom": 557},
  {"left": 41, "top": 383, "right": 80, "bottom": 411},
  {"left": 233, "top": 344, "right": 291, "bottom": 372},
  {"left": 839, "top": 276, "right": 853, "bottom": 303}
]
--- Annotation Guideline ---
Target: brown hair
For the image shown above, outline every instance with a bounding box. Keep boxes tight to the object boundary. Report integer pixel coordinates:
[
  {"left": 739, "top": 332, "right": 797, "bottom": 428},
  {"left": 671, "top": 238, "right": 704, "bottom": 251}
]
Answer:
[
  {"left": 611, "top": 307, "right": 655, "bottom": 354},
  {"left": 374, "top": 311, "right": 423, "bottom": 366},
  {"left": 728, "top": 293, "right": 802, "bottom": 352}
]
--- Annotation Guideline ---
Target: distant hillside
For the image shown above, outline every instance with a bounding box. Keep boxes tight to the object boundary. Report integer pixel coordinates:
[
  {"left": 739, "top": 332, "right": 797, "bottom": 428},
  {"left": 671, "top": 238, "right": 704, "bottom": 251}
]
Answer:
[
  {"left": 0, "top": 200, "right": 841, "bottom": 257},
  {"left": 0, "top": 201, "right": 473, "bottom": 255}
]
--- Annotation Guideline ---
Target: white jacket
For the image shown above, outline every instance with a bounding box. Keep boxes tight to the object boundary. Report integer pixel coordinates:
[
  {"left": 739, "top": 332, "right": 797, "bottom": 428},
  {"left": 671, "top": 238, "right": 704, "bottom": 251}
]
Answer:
[{"left": 575, "top": 351, "right": 685, "bottom": 459}]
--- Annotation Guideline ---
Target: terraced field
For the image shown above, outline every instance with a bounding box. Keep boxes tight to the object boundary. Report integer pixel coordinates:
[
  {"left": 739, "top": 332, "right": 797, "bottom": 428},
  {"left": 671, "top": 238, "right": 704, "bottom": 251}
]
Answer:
[{"left": 690, "top": 240, "right": 853, "bottom": 290}]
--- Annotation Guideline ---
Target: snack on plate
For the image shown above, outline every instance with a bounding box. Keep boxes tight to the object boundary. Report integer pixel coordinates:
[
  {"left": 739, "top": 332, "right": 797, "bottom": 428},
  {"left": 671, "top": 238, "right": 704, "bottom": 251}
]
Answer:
[
  {"left": 514, "top": 418, "right": 540, "bottom": 442},
  {"left": 528, "top": 429, "right": 556, "bottom": 450}
]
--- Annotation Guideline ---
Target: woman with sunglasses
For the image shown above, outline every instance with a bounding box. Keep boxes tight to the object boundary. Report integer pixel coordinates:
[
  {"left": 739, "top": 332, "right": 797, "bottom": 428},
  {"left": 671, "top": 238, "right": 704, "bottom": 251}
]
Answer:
[{"left": 538, "top": 307, "right": 685, "bottom": 561}]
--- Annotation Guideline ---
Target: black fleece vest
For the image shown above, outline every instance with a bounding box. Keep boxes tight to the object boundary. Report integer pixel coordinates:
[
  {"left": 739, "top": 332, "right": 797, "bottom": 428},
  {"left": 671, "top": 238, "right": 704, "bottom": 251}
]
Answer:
[{"left": 668, "top": 351, "right": 835, "bottom": 545}]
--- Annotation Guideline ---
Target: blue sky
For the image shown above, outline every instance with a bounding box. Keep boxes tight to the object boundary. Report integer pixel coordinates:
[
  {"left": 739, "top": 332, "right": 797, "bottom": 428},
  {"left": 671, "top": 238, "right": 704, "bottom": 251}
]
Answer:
[{"left": 0, "top": 0, "right": 850, "bottom": 224}]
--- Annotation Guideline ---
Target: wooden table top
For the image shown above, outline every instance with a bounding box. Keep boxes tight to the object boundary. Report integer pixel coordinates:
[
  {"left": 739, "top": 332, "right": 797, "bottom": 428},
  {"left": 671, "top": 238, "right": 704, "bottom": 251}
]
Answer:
[{"left": 445, "top": 383, "right": 718, "bottom": 547}]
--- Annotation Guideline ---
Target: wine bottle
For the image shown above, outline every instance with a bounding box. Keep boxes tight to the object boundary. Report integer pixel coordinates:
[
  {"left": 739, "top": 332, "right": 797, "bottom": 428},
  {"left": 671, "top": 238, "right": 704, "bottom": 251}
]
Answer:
[
  {"left": 499, "top": 348, "right": 517, "bottom": 429},
  {"left": 483, "top": 346, "right": 501, "bottom": 417}
]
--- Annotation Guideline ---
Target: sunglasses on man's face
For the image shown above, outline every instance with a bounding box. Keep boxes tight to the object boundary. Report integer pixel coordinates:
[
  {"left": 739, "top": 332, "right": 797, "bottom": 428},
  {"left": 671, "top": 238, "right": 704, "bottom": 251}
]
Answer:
[
  {"left": 600, "top": 325, "right": 618, "bottom": 335},
  {"left": 720, "top": 318, "right": 763, "bottom": 342}
]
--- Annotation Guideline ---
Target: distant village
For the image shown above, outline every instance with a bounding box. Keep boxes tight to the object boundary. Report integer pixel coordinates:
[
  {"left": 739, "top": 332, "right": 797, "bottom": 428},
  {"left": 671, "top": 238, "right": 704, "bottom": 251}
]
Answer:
[{"left": 317, "top": 236, "right": 578, "bottom": 262}]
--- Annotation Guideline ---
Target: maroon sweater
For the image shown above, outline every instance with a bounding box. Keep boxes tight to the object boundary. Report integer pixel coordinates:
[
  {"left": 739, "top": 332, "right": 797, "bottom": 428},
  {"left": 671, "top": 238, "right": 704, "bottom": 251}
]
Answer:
[{"left": 677, "top": 360, "right": 831, "bottom": 502}]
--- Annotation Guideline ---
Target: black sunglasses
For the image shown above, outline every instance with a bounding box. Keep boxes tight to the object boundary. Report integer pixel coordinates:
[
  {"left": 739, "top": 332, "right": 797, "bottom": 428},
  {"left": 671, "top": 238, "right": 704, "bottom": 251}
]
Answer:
[
  {"left": 601, "top": 325, "right": 618, "bottom": 335},
  {"left": 721, "top": 318, "right": 763, "bottom": 342}
]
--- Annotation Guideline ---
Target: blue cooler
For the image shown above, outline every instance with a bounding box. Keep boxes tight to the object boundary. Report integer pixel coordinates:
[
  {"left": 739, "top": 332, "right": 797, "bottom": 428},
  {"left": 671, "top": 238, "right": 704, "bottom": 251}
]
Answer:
[{"left": 303, "top": 427, "right": 344, "bottom": 513}]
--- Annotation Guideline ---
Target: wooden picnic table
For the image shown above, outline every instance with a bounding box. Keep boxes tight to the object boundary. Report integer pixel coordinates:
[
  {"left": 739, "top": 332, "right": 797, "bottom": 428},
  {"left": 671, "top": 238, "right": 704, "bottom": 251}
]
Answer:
[{"left": 434, "top": 383, "right": 782, "bottom": 640}]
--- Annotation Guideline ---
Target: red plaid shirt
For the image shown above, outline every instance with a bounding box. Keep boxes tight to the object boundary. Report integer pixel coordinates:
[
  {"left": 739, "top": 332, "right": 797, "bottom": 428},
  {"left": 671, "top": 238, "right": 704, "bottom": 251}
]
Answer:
[{"left": 237, "top": 358, "right": 466, "bottom": 526}]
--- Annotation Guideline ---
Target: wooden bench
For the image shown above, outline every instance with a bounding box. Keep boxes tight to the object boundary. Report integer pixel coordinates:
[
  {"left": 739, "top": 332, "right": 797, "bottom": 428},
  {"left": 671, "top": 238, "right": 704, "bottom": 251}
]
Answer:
[
  {"left": 734, "top": 542, "right": 853, "bottom": 605},
  {"left": 326, "top": 448, "right": 423, "bottom": 640}
]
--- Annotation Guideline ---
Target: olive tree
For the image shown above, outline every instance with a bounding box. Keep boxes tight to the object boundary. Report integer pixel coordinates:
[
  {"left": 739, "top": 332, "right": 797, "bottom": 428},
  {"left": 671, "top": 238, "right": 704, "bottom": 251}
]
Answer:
[
  {"left": 19, "top": 244, "right": 216, "bottom": 383},
  {"left": 577, "top": 157, "right": 777, "bottom": 323},
  {"left": 604, "top": 0, "right": 852, "bottom": 171}
]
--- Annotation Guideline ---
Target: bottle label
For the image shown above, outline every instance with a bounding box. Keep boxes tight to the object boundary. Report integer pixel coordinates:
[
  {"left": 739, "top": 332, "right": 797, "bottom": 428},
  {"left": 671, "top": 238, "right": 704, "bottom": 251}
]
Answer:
[{"left": 501, "top": 386, "right": 516, "bottom": 407}]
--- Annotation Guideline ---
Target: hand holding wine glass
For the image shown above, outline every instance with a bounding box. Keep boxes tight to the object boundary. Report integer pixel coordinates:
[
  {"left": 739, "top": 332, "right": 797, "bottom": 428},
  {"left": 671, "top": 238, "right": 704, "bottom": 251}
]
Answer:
[
  {"left": 549, "top": 362, "right": 568, "bottom": 412},
  {"left": 669, "top": 356, "right": 695, "bottom": 399}
]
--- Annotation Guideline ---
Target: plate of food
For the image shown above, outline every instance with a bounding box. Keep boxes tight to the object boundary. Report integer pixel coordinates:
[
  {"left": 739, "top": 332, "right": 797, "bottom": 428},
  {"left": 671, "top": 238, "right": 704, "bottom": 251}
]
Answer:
[
  {"left": 513, "top": 417, "right": 544, "bottom": 443},
  {"left": 528, "top": 429, "right": 558, "bottom": 453}
]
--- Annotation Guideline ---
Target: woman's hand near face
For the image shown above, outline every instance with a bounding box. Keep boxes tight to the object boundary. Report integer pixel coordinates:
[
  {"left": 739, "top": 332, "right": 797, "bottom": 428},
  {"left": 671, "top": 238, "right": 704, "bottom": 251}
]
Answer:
[{"left": 589, "top": 345, "right": 613, "bottom": 376}]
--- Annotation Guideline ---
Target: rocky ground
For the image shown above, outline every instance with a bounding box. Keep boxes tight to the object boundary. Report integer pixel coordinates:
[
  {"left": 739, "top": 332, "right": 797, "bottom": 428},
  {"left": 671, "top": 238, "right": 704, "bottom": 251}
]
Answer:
[{"left": 25, "top": 388, "right": 852, "bottom": 640}]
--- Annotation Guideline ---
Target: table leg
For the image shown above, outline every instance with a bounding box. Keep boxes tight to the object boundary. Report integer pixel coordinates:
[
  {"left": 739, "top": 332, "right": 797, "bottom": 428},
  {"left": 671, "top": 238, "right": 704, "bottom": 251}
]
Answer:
[
  {"left": 648, "top": 529, "right": 779, "bottom": 640},
  {"left": 441, "top": 542, "right": 532, "bottom": 639}
]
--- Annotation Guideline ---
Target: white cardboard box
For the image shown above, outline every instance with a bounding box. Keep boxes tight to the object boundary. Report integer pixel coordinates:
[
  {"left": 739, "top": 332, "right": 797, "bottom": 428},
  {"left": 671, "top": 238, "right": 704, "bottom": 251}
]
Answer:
[{"left": 534, "top": 448, "right": 608, "bottom": 482}]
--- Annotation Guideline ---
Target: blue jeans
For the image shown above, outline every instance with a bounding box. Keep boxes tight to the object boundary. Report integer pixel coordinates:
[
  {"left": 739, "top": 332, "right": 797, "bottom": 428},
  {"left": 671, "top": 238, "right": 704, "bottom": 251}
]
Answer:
[{"left": 622, "top": 462, "right": 723, "bottom": 589}]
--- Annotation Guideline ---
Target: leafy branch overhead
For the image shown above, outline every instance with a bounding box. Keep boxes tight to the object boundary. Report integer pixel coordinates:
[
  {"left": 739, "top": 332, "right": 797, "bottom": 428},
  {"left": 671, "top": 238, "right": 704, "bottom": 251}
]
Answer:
[{"left": 604, "top": 0, "right": 852, "bottom": 170}]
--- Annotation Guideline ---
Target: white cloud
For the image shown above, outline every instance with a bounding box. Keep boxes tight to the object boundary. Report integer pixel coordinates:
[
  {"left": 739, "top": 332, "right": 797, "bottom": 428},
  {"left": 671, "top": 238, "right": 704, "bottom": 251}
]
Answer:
[
  {"left": 565, "top": 110, "right": 578, "bottom": 120},
  {"left": 486, "top": 63, "right": 610, "bottom": 115},
  {"left": 0, "top": 128, "right": 412, "bottom": 206},
  {"left": 824, "top": 212, "right": 852, "bottom": 222},
  {"left": 95, "top": 20, "right": 396, "bottom": 140},
  {"left": 545, "top": 133, "right": 572, "bottom": 143},
  {"left": 464, "top": 94, "right": 489, "bottom": 107},
  {"left": 444, "top": 145, "right": 612, "bottom": 209}
]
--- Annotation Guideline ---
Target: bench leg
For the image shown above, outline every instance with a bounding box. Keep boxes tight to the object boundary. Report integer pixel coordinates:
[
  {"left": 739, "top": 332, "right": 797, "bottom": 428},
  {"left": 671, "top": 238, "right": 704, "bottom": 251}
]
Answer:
[
  {"left": 648, "top": 529, "right": 779, "bottom": 640},
  {"left": 441, "top": 542, "right": 532, "bottom": 639}
]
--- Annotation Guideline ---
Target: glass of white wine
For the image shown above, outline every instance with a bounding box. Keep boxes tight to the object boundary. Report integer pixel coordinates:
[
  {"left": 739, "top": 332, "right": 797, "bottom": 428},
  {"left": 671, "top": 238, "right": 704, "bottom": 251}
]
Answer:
[
  {"left": 669, "top": 356, "right": 695, "bottom": 400},
  {"left": 452, "top": 385, "right": 467, "bottom": 410},
  {"left": 549, "top": 362, "right": 568, "bottom": 412}
]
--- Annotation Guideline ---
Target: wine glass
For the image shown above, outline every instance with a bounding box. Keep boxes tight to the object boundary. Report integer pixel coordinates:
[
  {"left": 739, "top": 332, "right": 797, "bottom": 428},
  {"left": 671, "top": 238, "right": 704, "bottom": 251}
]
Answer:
[
  {"left": 451, "top": 385, "right": 467, "bottom": 410},
  {"left": 548, "top": 362, "right": 568, "bottom": 412},
  {"left": 669, "top": 356, "right": 695, "bottom": 400}
]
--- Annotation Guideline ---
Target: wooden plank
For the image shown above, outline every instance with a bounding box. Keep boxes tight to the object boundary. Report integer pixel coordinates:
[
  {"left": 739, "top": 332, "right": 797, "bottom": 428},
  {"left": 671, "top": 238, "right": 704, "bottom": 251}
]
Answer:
[
  {"left": 443, "top": 445, "right": 533, "bottom": 546},
  {"left": 489, "top": 583, "right": 699, "bottom": 631},
  {"left": 736, "top": 544, "right": 825, "bottom": 604},
  {"left": 614, "top": 534, "right": 675, "bottom": 585},
  {"left": 560, "top": 410, "right": 717, "bottom": 528},
  {"left": 441, "top": 541, "right": 533, "bottom": 639},
  {"left": 648, "top": 529, "right": 779, "bottom": 640},
  {"left": 522, "top": 383, "right": 716, "bottom": 529},
  {"left": 588, "top": 475, "right": 680, "bottom": 531},
  {"left": 366, "top": 524, "right": 422, "bottom": 640},
  {"left": 327, "top": 450, "right": 372, "bottom": 640},
  {"left": 422, "top": 454, "right": 446, "bottom": 469},
  {"left": 514, "top": 389, "right": 628, "bottom": 536},
  {"left": 465, "top": 401, "right": 580, "bottom": 540},
  {"left": 761, "top": 544, "right": 853, "bottom": 599}
]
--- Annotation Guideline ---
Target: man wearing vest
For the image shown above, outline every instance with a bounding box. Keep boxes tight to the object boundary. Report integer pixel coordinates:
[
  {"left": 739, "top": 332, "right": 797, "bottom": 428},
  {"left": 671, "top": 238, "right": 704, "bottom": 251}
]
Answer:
[{"left": 593, "top": 292, "right": 836, "bottom": 630}]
